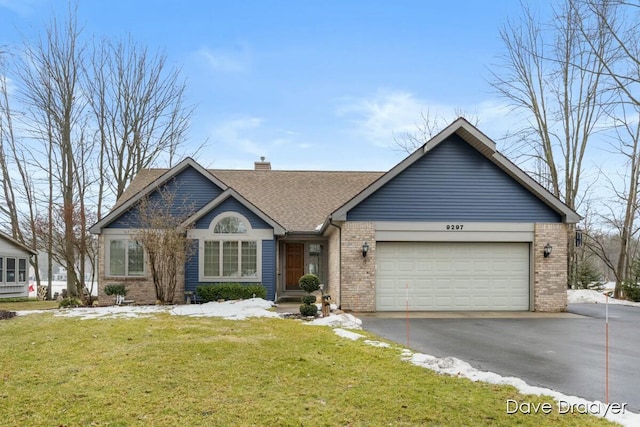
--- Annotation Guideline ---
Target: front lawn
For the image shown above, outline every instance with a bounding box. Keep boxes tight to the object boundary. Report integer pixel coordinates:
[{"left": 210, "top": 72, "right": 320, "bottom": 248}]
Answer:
[
  {"left": 0, "top": 312, "right": 615, "bottom": 426},
  {"left": 0, "top": 299, "right": 59, "bottom": 311}
]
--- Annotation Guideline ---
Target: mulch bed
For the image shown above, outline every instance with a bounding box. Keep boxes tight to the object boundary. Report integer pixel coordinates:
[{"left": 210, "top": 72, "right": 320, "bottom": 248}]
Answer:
[{"left": 0, "top": 310, "right": 17, "bottom": 320}]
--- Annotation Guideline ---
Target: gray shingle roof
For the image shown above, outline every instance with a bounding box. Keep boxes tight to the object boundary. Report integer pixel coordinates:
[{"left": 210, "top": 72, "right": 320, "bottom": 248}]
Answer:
[{"left": 114, "top": 168, "right": 383, "bottom": 232}]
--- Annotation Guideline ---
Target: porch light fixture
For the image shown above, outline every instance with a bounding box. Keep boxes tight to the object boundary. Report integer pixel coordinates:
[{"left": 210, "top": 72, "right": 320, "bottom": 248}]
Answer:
[
  {"left": 362, "top": 241, "right": 369, "bottom": 258},
  {"left": 543, "top": 243, "right": 553, "bottom": 258}
]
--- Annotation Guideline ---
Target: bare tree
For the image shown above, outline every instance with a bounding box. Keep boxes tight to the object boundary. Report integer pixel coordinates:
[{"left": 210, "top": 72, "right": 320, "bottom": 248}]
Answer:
[
  {"left": 17, "top": 7, "right": 87, "bottom": 297},
  {"left": 0, "top": 50, "right": 45, "bottom": 291},
  {"left": 491, "top": 0, "right": 614, "bottom": 288},
  {"left": 134, "top": 187, "right": 195, "bottom": 303},
  {"left": 573, "top": 0, "right": 640, "bottom": 297},
  {"left": 86, "top": 37, "right": 193, "bottom": 216},
  {"left": 393, "top": 108, "right": 479, "bottom": 154}
]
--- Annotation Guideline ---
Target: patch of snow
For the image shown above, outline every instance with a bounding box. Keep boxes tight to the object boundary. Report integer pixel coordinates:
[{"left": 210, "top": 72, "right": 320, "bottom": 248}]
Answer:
[
  {"left": 568, "top": 289, "right": 640, "bottom": 307},
  {"left": 56, "top": 305, "right": 169, "bottom": 320},
  {"left": 363, "top": 339, "right": 390, "bottom": 348},
  {"left": 304, "top": 313, "right": 362, "bottom": 329},
  {"left": 49, "top": 298, "right": 280, "bottom": 320},
  {"left": 170, "top": 298, "right": 280, "bottom": 320},
  {"left": 333, "top": 328, "right": 365, "bottom": 340},
  {"left": 403, "top": 349, "right": 639, "bottom": 426}
]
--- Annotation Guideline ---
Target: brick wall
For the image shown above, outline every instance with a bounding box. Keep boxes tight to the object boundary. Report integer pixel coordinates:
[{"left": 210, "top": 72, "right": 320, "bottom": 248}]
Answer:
[
  {"left": 533, "top": 223, "right": 568, "bottom": 312},
  {"left": 326, "top": 225, "right": 341, "bottom": 305},
  {"left": 97, "top": 234, "right": 185, "bottom": 306},
  {"left": 340, "top": 222, "right": 376, "bottom": 312}
]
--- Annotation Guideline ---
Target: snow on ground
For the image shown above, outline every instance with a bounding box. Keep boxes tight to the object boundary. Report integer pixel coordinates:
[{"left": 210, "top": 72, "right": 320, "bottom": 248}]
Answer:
[
  {"left": 170, "top": 298, "right": 280, "bottom": 320},
  {"left": 49, "top": 298, "right": 280, "bottom": 321},
  {"left": 332, "top": 326, "right": 639, "bottom": 426},
  {"left": 304, "top": 313, "right": 362, "bottom": 329},
  {"left": 568, "top": 289, "right": 640, "bottom": 307},
  {"left": 15, "top": 292, "right": 640, "bottom": 425}
]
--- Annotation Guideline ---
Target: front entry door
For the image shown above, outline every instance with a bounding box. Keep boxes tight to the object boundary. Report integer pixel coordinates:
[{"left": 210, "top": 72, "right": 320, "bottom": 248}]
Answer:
[{"left": 285, "top": 243, "right": 305, "bottom": 290}]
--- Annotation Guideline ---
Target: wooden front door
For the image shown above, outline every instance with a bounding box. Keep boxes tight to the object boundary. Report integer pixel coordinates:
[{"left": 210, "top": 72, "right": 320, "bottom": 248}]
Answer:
[{"left": 285, "top": 243, "right": 305, "bottom": 290}]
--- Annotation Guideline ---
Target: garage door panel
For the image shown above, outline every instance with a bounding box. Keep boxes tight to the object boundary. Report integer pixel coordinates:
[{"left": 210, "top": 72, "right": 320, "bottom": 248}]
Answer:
[{"left": 376, "top": 242, "right": 529, "bottom": 311}]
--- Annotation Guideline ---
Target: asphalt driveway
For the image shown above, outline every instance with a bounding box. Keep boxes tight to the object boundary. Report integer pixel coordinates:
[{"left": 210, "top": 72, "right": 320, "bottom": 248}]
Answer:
[{"left": 360, "top": 303, "right": 640, "bottom": 412}]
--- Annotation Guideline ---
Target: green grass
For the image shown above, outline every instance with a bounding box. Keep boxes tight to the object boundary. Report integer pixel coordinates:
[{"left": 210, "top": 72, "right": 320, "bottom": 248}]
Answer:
[
  {"left": 0, "top": 312, "right": 616, "bottom": 426},
  {"left": 0, "top": 299, "right": 59, "bottom": 311}
]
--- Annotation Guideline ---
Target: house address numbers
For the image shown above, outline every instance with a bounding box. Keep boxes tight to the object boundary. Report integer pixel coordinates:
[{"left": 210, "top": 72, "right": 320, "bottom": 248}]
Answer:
[{"left": 446, "top": 224, "right": 464, "bottom": 230}]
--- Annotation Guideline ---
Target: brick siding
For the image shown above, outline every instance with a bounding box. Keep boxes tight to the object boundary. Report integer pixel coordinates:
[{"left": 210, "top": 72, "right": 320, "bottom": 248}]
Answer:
[
  {"left": 533, "top": 223, "right": 568, "bottom": 312},
  {"left": 97, "top": 234, "right": 185, "bottom": 306},
  {"left": 339, "top": 222, "right": 376, "bottom": 312}
]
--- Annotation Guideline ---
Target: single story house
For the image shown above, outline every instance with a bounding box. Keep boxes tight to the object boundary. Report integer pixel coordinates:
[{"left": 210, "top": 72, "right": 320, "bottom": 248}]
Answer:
[
  {"left": 90, "top": 118, "right": 580, "bottom": 312},
  {"left": 0, "top": 231, "right": 37, "bottom": 299}
]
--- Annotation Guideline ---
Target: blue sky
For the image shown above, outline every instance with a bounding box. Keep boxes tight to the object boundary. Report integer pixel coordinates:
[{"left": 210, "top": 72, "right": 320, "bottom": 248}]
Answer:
[{"left": 0, "top": 0, "right": 540, "bottom": 172}]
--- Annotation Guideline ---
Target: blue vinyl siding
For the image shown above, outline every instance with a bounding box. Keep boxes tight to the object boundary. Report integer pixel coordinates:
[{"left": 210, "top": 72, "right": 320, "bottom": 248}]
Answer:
[
  {"left": 347, "top": 135, "right": 562, "bottom": 222},
  {"left": 193, "top": 197, "right": 271, "bottom": 230},
  {"left": 108, "top": 166, "right": 224, "bottom": 228},
  {"left": 183, "top": 238, "right": 277, "bottom": 301}
]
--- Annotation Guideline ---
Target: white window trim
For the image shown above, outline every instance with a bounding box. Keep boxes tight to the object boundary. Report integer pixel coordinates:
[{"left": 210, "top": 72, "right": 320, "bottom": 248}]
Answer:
[
  {"left": 191, "top": 212, "right": 270, "bottom": 283},
  {"left": 103, "top": 231, "right": 146, "bottom": 278},
  {"left": 0, "top": 255, "right": 29, "bottom": 286}
]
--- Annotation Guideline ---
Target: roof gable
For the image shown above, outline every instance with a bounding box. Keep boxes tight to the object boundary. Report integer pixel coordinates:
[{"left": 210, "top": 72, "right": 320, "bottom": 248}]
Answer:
[
  {"left": 0, "top": 231, "right": 37, "bottom": 256},
  {"left": 332, "top": 118, "right": 580, "bottom": 223},
  {"left": 90, "top": 158, "right": 228, "bottom": 233},
  {"left": 185, "top": 188, "right": 286, "bottom": 235}
]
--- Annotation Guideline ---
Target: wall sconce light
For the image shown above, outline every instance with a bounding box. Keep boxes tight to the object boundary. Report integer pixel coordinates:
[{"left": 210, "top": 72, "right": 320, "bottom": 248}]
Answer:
[
  {"left": 362, "top": 241, "right": 369, "bottom": 258},
  {"left": 544, "top": 243, "right": 553, "bottom": 258}
]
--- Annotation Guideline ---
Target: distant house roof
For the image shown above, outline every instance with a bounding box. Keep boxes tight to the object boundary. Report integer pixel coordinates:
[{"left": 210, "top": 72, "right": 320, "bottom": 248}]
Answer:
[
  {"left": 111, "top": 167, "right": 383, "bottom": 233},
  {"left": 0, "top": 231, "right": 37, "bottom": 256}
]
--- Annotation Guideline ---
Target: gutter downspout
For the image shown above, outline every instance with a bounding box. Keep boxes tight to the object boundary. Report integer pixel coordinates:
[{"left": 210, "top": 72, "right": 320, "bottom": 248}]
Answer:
[{"left": 328, "top": 218, "right": 342, "bottom": 309}]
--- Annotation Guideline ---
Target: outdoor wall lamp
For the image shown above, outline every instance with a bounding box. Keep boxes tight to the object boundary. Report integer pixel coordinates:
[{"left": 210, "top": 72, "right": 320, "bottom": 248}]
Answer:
[
  {"left": 362, "top": 241, "right": 369, "bottom": 258},
  {"left": 544, "top": 243, "right": 553, "bottom": 258}
]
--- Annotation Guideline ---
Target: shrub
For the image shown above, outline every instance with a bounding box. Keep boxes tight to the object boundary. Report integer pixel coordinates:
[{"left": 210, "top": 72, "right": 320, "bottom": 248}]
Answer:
[
  {"left": 0, "top": 310, "right": 16, "bottom": 321},
  {"left": 104, "top": 284, "right": 127, "bottom": 296},
  {"left": 59, "top": 297, "right": 83, "bottom": 308},
  {"left": 298, "top": 274, "right": 320, "bottom": 293},
  {"left": 622, "top": 281, "right": 640, "bottom": 302},
  {"left": 196, "top": 283, "right": 267, "bottom": 302},
  {"left": 299, "top": 304, "right": 318, "bottom": 317},
  {"left": 301, "top": 295, "right": 316, "bottom": 305}
]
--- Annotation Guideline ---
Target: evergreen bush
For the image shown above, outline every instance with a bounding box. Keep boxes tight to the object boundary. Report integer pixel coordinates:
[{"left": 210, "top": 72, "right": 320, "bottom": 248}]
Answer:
[
  {"left": 104, "top": 284, "right": 127, "bottom": 296},
  {"left": 196, "top": 283, "right": 267, "bottom": 302},
  {"left": 298, "top": 274, "right": 320, "bottom": 293},
  {"left": 622, "top": 281, "right": 640, "bottom": 302},
  {"left": 299, "top": 303, "right": 318, "bottom": 317},
  {"left": 301, "top": 295, "right": 317, "bottom": 305}
]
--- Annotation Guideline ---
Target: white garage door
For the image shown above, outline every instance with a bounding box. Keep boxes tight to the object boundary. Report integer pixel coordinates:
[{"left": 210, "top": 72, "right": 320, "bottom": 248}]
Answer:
[{"left": 376, "top": 242, "right": 530, "bottom": 311}]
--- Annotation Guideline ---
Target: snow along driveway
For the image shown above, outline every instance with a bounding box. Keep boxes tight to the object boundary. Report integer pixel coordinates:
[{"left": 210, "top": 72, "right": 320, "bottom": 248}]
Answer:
[{"left": 18, "top": 293, "right": 640, "bottom": 426}]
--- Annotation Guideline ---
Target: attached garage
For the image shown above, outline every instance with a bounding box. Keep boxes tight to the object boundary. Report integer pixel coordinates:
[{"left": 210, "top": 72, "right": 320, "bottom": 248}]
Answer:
[{"left": 376, "top": 241, "right": 530, "bottom": 311}]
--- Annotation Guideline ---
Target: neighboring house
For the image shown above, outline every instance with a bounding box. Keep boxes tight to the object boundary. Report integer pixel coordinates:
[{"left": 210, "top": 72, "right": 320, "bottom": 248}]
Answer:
[
  {"left": 90, "top": 119, "right": 580, "bottom": 312},
  {"left": 0, "top": 231, "right": 37, "bottom": 299}
]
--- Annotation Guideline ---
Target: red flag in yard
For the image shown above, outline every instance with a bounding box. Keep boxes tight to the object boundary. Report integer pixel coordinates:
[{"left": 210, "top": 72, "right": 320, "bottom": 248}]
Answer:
[{"left": 28, "top": 283, "right": 35, "bottom": 292}]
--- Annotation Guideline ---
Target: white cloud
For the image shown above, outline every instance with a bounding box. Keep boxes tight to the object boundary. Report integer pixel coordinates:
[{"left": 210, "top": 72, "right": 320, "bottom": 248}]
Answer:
[
  {"left": 336, "top": 89, "right": 514, "bottom": 148},
  {"left": 195, "top": 45, "right": 250, "bottom": 73},
  {"left": 210, "top": 116, "right": 265, "bottom": 158}
]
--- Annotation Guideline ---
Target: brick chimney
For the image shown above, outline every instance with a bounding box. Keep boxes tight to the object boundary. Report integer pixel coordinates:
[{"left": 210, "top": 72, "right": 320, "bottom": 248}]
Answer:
[{"left": 254, "top": 156, "right": 271, "bottom": 171}]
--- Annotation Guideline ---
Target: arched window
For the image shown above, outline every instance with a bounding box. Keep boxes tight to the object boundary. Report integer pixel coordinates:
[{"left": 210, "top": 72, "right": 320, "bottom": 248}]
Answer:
[
  {"left": 203, "top": 213, "right": 258, "bottom": 279},
  {"left": 213, "top": 216, "right": 247, "bottom": 234}
]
